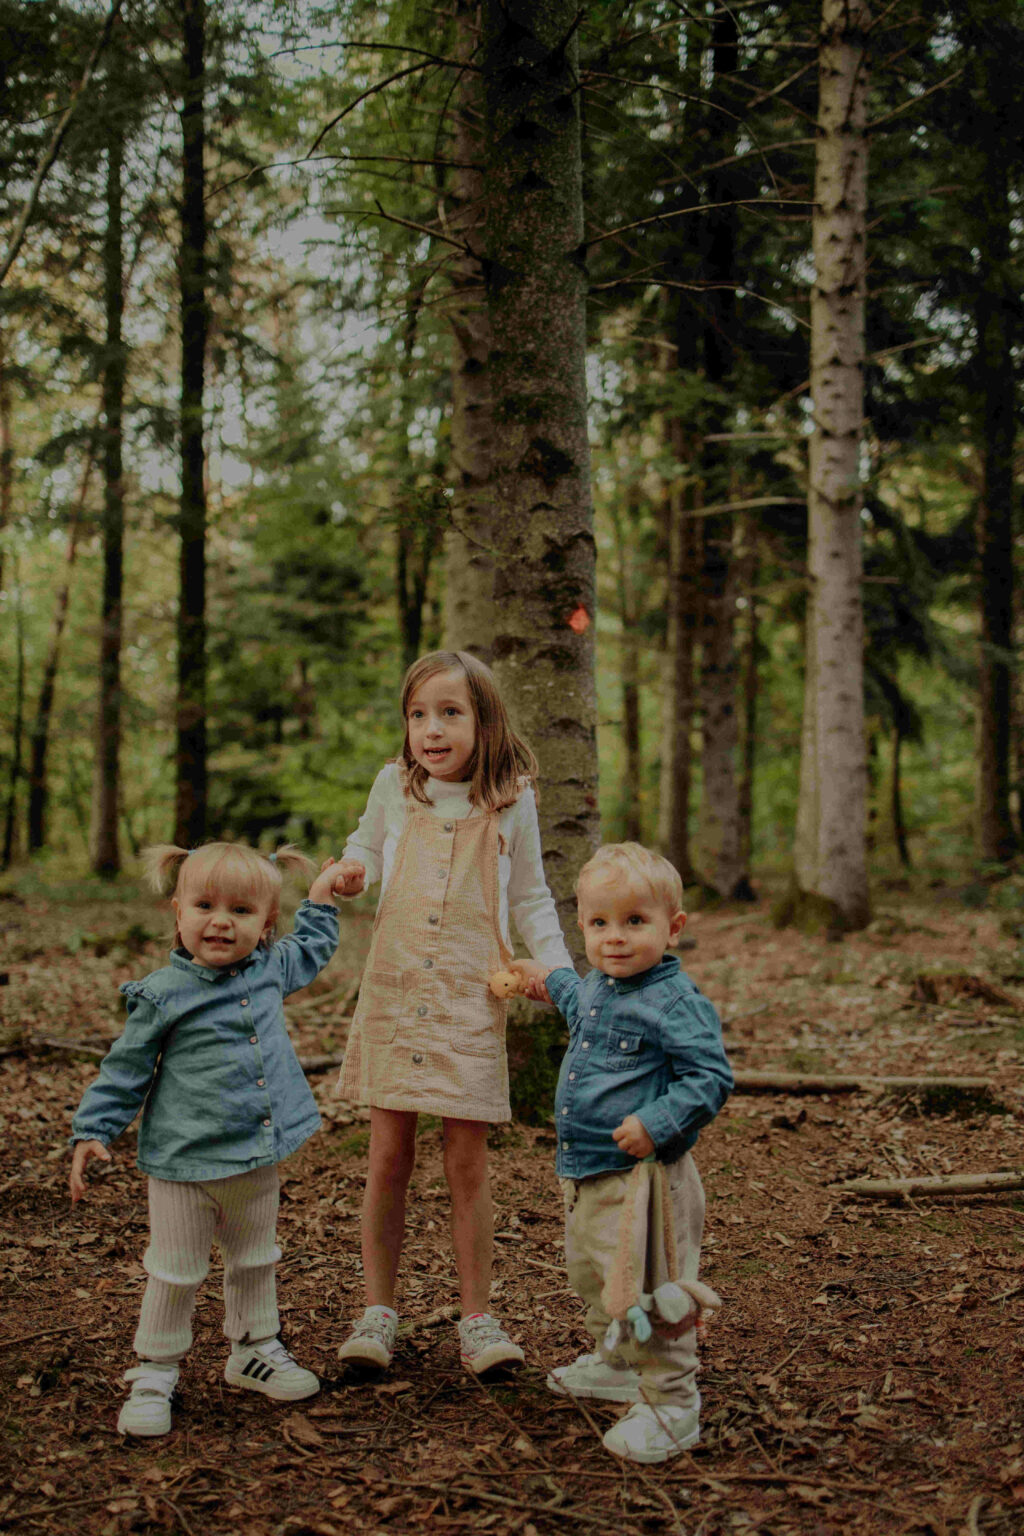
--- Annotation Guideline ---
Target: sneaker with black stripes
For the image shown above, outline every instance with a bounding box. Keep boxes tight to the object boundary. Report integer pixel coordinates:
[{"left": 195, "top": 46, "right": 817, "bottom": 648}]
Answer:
[{"left": 224, "top": 1337, "right": 319, "bottom": 1401}]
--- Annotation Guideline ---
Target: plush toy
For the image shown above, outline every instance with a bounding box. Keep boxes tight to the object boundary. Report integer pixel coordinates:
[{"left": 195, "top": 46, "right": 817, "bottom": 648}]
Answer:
[
  {"left": 600, "top": 1159, "right": 722, "bottom": 1353},
  {"left": 488, "top": 970, "right": 525, "bottom": 999}
]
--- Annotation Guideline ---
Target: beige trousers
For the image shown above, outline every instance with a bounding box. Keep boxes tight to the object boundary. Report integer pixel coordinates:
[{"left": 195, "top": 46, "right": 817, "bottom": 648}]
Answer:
[
  {"left": 561, "top": 1153, "right": 705, "bottom": 1406},
  {"left": 134, "top": 1166, "right": 281, "bottom": 1363}
]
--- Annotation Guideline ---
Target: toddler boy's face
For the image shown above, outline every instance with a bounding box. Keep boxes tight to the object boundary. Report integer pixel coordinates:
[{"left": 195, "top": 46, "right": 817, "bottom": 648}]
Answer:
[{"left": 576, "top": 870, "right": 686, "bottom": 980}]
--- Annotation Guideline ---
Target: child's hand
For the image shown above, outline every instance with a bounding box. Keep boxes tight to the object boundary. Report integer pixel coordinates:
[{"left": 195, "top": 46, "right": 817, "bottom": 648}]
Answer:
[
  {"left": 69, "top": 1140, "right": 111, "bottom": 1204},
  {"left": 612, "top": 1115, "right": 655, "bottom": 1159},
  {"left": 315, "top": 857, "right": 366, "bottom": 900},
  {"left": 508, "top": 959, "right": 553, "bottom": 1005}
]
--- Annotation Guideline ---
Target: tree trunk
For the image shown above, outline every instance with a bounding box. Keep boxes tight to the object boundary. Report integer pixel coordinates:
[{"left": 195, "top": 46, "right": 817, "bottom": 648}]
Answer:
[
  {"left": 27, "top": 452, "right": 95, "bottom": 851},
  {"left": 480, "top": 0, "right": 599, "bottom": 953},
  {"left": 443, "top": 0, "right": 497, "bottom": 662},
  {"left": 657, "top": 416, "right": 699, "bottom": 885},
  {"left": 0, "top": 325, "right": 11, "bottom": 597},
  {"left": 891, "top": 722, "right": 911, "bottom": 869},
  {"left": 793, "top": 0, "right": 871, "bottom": 932},
  {"left": 975, "top": 155, "right": 1016, "bottom": 862},
  {"left": 174, "top": 0, "right": 208, "bottom": 849},
  {"left": 2, "top": 560, "right": 25, "bottom": 870},
  {"left": 610, "top": 496, "right": 642, "bottom": 842},
  {"left": 90, "top": 122, "right": 126, "bottom": 876},
  {"left": 738, "top": 525, "right": 759, "bottom": 885}
]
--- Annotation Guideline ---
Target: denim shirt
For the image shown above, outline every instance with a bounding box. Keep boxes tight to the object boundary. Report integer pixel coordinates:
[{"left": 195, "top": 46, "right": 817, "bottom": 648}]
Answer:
[
  {"left": 70, "top": 901, "right": 339, "bottom": 1182},
  {"left": 549, "top": 955, "right": 733, "bottom": 1181}
]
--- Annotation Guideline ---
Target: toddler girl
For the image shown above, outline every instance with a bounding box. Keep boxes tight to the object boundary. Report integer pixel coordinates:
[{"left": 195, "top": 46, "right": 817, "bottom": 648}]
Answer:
[
  {"left": 331, "top": 650, "right": 573, "bottom": 1375},
  {"left": 69, "top": 841, "right": 343, "bottom": 1438}
]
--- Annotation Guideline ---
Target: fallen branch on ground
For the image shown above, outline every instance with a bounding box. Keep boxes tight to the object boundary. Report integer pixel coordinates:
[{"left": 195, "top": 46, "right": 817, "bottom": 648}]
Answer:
[
  {"left": 733, "top": 1070, "right": 992, "bottom": 1094},
  {"left": 835, "top": 1170, "right": 1024, "bottom": 1198}
]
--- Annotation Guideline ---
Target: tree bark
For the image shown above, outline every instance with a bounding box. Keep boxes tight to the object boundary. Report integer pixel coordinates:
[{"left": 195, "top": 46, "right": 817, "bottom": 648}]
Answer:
[
  {"left": 174, "top": 0, "right": 208, "bottom": 849},
  {"left": 480, "top": 0, "right": 599, "bottom": 951},
  {"left": 2, "top": 562, "right": 25, "bottom": 870},
  {"left": 838, "top": 1171, "right": 1023, "bottom": 1199},
  {"left": 610, "top": 496, "right": 642, "bottom": 842},
  {"left": 657, "top": 415, "right": 699, "bottom": 884},
  {"left": 443, "top": 0, "right": 496, "bottom": 662},
  {"left": 90, "top": 122, "right": 126, "bottom": 876},
  {"left": 0, "top": 325, "right": 11, "bottom": 596},
  {"left": 794, "top": 0, "right": 871, "bottom": 932}
]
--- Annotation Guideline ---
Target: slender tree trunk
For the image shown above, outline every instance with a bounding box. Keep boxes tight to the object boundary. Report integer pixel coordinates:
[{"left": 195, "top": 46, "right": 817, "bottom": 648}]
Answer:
[
  {"left": 700, "top": 504, "right": 744, "bottom": 895},
  {"left": 480, "top": 0, "right": 598, "bottom": 944},
  {"left": 738, "top": 526, "right": 759, "bottom": 884},
  {"left": 975, "top": 156, "right": 1016, "bottom": 862},
  {"left": 610, "top": 497, "right": 642, "bottom": 842},
  {"left": 0, "top": 325, "right": 11, "bottom": 596},
  {"left": 90, "top": 123, "right": 126, "bottom": 876},
  {"left": 657, "top": 416, "right": 699, "bottom": 884},
  {"left": 174, "top": 0, "right": 208, "bottom": 849},
  {"left": 2, "top": 560, "right": 25, "bottom": 870},
  {"left": 27, "top": 452, "right": 96, "bottom": 851},
  {"left": 891, "top": 723, "right": 911, "bottom": 869},
  {"left": 793, "top": 0, "right": 871, "bottom": 932},
  {"left": 443, "top": 0, "right": 496, "bottom": 661}
]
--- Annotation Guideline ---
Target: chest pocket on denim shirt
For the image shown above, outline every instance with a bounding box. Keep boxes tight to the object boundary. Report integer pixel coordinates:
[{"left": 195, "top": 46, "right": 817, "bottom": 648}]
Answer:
[{"left": 604, "top": 1028, "right": 644, "bottom": 1071}]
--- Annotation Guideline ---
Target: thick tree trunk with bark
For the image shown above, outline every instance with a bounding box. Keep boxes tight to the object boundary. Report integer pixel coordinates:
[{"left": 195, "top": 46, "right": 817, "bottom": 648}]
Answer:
[
  {"left": 443, "top": 0, "right": 496, "bottom": 662},
  {"left": 975, "top": 158, "right": 1016, "bottom": 862},
  {"left": 0, "top": 326, "right": 11, "bottom": 596},
  {"left": 793, "top": 0, "right": 871, "bottom": 932},
  {"left": 174, "top": 0, "right": 208, "bottom": 849},
  {"left": 480, "top": 0, "right": 599, "bottom": 952},
  {"left": 90, "top": 125, "right": 126, "bottom": 875}
]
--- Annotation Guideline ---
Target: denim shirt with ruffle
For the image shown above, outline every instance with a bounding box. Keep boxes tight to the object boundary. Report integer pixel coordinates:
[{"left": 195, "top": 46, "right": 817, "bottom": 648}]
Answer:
[
  {"left": 549, "top": 956, "right": 733, "bottom": 1181},
  {"left": 70, "top": 901, "right": 338, "bottom": 1182}
]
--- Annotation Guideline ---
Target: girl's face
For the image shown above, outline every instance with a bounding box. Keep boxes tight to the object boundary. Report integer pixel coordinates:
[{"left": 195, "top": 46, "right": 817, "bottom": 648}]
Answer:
[
  {"left": 406, "top": 668, "right": 477, "bottom": 782},
  {"left": 173, "top": 884, "right": 276, "bottom": 968}
]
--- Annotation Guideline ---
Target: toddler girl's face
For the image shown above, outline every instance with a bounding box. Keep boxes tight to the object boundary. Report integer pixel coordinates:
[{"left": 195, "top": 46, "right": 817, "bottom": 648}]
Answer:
[
  {"left": 406, "top": 668, "right": 476, "bottom": 782},
  {"left": 577, "top": 870, "right": 686, "bottom": 979},
  {"left": 173, "top": 884, "right": 276, "bottom": 968}
]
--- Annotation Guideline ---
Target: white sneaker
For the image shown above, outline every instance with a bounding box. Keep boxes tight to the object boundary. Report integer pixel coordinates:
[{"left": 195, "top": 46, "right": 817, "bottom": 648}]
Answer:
[
  {"left": 117, "top": 1363, "right": 178, "bottom": 1437},
  {"left": 546, "top": 1351, "right": 641, "bottom": 1402},
  {"left": 602, "top": 1396, "right": 701, "bottom": 1463},
  {"left": 458, "top": 1313, "right": 525, "bottom": 1374},
  {"left": 337, "top": 1306, "right": 398, "bottom": 1368},
  {"left": 225, "top": 1338, "right": 319, "bottom": 1401}
]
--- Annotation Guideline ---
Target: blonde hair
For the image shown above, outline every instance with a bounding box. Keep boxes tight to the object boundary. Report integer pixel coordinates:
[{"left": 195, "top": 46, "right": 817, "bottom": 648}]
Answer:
[
  {"left": 399, "top": 650, "right": 539, "bottom": 812},
  {"left": 143, "top": 841, "right": 314, "bottom": 945},
  {"left": 576, "top": 842, "right": 684, "bottom": 915}
]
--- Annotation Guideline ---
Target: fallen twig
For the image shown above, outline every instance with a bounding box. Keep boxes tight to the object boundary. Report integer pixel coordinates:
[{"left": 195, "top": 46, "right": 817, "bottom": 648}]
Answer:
[
  {"left": 733, "top": 1070, "right": 992, "bottom": 1095},
  {"left": 836, "top": 1170, "right": 1024, "bottom": 1198}
]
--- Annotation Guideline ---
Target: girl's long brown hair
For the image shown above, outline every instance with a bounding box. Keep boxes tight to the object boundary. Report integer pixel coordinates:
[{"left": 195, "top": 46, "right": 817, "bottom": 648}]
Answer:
[{"left": 400, "top": 650, "right": 539, "bottom": 812}]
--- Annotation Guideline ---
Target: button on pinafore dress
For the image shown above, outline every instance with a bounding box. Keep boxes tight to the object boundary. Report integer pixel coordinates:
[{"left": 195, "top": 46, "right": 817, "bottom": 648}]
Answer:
[{"left": 337, "top": 798, "right": 514, "bottom": 1122}]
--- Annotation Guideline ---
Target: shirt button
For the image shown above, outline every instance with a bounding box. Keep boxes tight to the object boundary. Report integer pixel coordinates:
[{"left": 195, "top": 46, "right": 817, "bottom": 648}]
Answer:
[
  {"left": 561, "top": 1107, "right": 568, "bottom": 1115},
  {"left": 257, "top": 1078, "right": 265, "bottom": 1087},
  {"left": 263, "top": 1118, "right": 271, "bottom": 1127},
  {"left": 582, "top": 1041, "right": 590, "bottom": 1050},
  {"left": 444, "top": 822, "right": 454, "bottom": 832},
  {"left": 428, "top": 914, "right": 439, "bottom": 925},
  {"left": 241, "top": 999, "right": 249, "bottom": 1007},
  {"left": 249, "top": 1035, "right": 258, "bottom": 1044},
  {"left": 417, "top": 1004, "right": 428, "bottom": 1017},
  {"left": 619, "top": 1039, "right": 629, "bottom": 1050},
  {"left": 569, "top": 1072, "right": 576, "bottom": 1081},
  {"left": 412, "top": 1052, "right": 423, "bottom": 1064},
  {"left": 562, "top": 1141, "right": 570, "bottom": 1150},
  {"left": 230, "top": 969, "right": 238, "bottom": 976},
  {"left": 607, "top": 978, "right": 614, "bottom": 986},
  {"left": 423, "top": 958, "right": 433, "bottom": 969}
]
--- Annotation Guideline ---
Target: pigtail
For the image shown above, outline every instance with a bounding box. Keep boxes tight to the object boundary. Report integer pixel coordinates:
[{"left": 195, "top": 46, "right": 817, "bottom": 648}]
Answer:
[
  {"left": 267, "top": 844, "right": 315, "bottom": 882},
  {"left": 141, "top": 843, "right": 191, "bottom": 895}
]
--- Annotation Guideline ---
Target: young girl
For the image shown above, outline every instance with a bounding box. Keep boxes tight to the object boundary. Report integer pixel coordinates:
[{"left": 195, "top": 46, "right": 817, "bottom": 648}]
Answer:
[
  {"left": 69, "top": 841, "right": 343, "bottom": 1438},
  {"left": 331, "top": 650, "right": 573, "bottom": 1375}
]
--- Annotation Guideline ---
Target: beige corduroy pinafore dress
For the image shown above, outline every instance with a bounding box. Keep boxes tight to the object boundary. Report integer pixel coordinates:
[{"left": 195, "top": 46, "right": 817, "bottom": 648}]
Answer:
[{"left": 338, "top": 798, "right": 514, "bottom": 1122}]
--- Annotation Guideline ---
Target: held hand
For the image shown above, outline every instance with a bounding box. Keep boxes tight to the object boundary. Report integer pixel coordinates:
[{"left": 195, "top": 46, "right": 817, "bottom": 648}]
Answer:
[
  {"left": 508, "top": 959, "right": 553, "bottom": 1005},
  {"left": 318, "top": 857, "right": 366, "bottom": 899},
  {"left": 611, "top": 1115, "right": 655, "bottom": 1160},
  {"left": 69, "top": 1140, "right": 112, "bottom": 1204}
]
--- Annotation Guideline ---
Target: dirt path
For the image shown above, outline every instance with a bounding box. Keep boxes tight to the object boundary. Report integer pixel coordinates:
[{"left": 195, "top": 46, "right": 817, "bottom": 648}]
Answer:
[{"left": 1, "top": 880, "right": 1022, "bottom": 1534}]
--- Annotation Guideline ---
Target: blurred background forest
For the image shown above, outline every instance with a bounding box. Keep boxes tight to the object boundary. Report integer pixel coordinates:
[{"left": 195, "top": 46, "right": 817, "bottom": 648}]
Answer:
[{"left": 1, "top": 0, "right": 1022, "bottom": 913}]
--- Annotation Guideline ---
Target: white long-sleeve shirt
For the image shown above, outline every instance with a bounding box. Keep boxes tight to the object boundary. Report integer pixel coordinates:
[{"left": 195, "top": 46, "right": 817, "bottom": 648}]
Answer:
[{"left": 343, "top": 763, "right": 574, "bottom": 971}]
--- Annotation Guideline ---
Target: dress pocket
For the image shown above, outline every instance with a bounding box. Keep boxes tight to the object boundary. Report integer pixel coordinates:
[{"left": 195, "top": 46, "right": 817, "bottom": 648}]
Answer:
[
  {"left": 447, "top": 983, "right": 505, "bottom": 1057},
  {"left": 355, "top": 966, "right": 403, "bottom": 1044}
]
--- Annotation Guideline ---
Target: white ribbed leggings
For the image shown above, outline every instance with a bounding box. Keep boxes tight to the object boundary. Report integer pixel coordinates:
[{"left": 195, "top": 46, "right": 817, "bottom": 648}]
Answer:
[{"left": 134, "top": 1166, "right": 281, "bottom": 1364}]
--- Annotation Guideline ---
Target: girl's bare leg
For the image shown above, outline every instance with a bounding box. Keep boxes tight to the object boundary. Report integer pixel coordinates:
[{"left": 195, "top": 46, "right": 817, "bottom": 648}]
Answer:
[
  {"left": 442, "top": 1118, "right": 492, "bottom": 1316},
  {"left": 361, "top": 1108, "right": 417, "bottom": 1307}
]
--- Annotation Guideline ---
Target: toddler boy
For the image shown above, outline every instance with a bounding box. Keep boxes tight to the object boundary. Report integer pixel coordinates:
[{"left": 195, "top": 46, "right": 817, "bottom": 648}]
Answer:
[{"left": 516, "top": 842, "right": 732, "bottom": 1463}]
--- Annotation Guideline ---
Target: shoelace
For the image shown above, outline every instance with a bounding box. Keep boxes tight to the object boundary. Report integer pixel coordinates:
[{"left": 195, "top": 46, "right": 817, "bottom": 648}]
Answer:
[
  {"left": 461, "top": 1315, "right": 506, "bottom": 1348},
  {"left": 353, "top": 1312, "right": 393, "bottom": 1341}
]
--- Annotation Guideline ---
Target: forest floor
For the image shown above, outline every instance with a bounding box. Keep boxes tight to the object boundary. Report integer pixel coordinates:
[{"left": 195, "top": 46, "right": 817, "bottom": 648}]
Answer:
[{"left": 1, "top": 868, "right": 1023, "bottom": 1536}]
